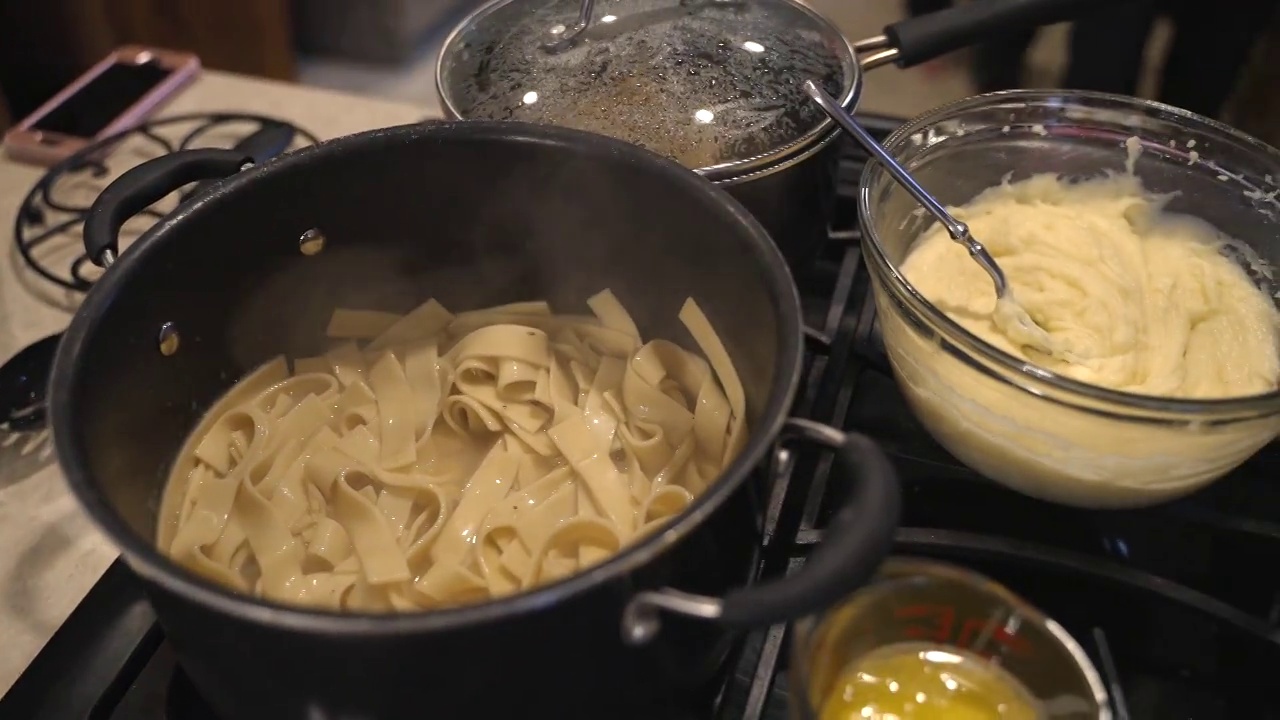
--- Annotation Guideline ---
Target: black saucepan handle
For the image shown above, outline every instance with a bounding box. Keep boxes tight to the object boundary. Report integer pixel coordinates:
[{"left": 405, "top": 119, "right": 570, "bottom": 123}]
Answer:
[
  {"left": 0, "top": 124, "right": 297, "bottom": 433},
  {"left": 885, "top": 0, "right": 1106, "bottom": 68},
  {"left": 719, "top": 421, "right": 900, "bottom": 625},
  {"left": 83, "top": 122, "right": 294, "bottom": 267},
  {"left": 83, "top": 149, "right": 248, "bottom": 266},
  {"left": 621, "top": 419, "right": 899, "bottom": 643},
  {"left": 182, "top": 121, "right": 296, "bottom": 201}
]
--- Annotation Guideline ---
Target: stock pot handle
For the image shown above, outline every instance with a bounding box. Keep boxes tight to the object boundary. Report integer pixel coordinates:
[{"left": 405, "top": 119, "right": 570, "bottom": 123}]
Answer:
[
  {"left": 84, "top": 122, "right": 295, "bottom": 267},
  {"left": 878, "top": 0, "right": 1105, "bottom": 68},
  {"left": 621, "top": 419, "right": 900, "bottom": 644}
]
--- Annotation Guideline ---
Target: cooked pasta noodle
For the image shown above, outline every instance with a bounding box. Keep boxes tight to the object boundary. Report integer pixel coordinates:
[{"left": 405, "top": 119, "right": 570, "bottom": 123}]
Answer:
[{"left": 157, "top": 290, "right": 746, "bottom": 612}]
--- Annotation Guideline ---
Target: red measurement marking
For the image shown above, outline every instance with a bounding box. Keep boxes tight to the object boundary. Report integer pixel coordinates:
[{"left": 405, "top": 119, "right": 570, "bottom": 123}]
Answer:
[
  {"left": 893, "top": 604, "right": 1034, "bottom": 658},
  {"left": 956, "top": 617, "right": 1035, "bottom": 658},
  {"left": 893, "top": 604, "right": 955, "bottom": 643}
]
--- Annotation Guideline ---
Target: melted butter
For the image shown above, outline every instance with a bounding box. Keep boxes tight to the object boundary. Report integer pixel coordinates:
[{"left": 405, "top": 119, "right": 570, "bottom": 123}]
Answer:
[{"left": 819, "top": 642, "right": 1043, "bottom": 720}]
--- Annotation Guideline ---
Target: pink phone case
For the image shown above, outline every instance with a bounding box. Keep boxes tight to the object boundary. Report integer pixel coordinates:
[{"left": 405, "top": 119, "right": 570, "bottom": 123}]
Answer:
[{"left": 3, "top": 46, "right": 201, "bottom": 166}]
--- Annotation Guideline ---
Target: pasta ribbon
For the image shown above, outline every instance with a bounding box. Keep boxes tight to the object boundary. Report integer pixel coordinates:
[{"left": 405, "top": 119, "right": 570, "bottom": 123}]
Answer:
[{"left": 159, "top": 292, "right": 746, "bottom": 612}]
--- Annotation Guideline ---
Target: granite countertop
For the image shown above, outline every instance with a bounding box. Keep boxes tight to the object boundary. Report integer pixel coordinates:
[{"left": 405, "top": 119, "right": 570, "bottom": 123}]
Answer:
[{"left": 0, "top": 70, "right": 432, "bottom": 697}]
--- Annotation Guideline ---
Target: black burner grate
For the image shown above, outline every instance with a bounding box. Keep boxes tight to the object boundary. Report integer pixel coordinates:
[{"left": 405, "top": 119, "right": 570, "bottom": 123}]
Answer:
[
  {"left": 4, "top": 115, "right": 1279, "bottom": 720},
  {"left": 716, "top": 125, "right": 1280, "bottom": 720},
  {"left": 13, "top": 114, "right": 319, "bottom": 292}
]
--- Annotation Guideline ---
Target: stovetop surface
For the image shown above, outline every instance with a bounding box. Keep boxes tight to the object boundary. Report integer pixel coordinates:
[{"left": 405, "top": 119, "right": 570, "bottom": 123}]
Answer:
[{"left": 3, "top": 115, "right": 1279, "bottom": 720}]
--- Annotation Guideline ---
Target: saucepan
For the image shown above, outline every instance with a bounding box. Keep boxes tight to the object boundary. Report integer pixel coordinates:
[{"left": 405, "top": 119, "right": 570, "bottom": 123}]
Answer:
[
  {"left": 435, "top": 0, "right": 1106, "bottom": 274},
  {"left": 49, "top": 120, "right": 899, "bottom": 719}
]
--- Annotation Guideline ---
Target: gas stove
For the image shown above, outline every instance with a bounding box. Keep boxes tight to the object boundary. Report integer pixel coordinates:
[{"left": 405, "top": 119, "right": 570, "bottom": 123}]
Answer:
[
  {"left": 12, "top": 113, "right": 319, "bottom": 294},
  {"left": 3, "top": 115, "right": 1278, "bottom": 720}
]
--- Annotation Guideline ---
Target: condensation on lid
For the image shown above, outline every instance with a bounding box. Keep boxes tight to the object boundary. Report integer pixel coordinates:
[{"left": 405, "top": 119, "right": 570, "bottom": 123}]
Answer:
[{"left": 438, "top": 0, "right": 856, "bottom": 173}]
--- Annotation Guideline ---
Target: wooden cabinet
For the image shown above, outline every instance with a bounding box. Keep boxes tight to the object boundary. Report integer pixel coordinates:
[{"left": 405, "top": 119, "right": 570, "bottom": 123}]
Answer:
[
  {"left": 0, "top": 0, "right": 114, "bottom": 123},
  {"left": 1226, "top": 10, "right": 1280, "bottom": 149},
  {"left": 103, "top": 0, "right": 295, "bottom": 81},
  {"left": 0, "top": 85, "right": 10, "bottom": 132},
  {"left": 0, "top": 0, "right": 294, "bottom": 123}
]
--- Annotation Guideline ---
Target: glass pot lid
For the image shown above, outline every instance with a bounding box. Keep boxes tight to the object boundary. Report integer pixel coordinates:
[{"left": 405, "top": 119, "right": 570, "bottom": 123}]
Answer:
[{"left": 437, "top": 0, "right": 858, "bottom": 176}]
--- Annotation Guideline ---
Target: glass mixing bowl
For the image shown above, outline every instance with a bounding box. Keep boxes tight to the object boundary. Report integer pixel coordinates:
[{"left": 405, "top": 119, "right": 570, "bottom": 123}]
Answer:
[{"left": 859, "top": 91, "right": 1280, "bottom": 508}]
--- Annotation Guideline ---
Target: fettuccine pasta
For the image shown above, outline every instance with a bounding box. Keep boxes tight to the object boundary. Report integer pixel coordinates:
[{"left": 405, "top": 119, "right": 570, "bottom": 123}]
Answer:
[{"left": 157, "top": 290, "right": 746, "bottom": 612}]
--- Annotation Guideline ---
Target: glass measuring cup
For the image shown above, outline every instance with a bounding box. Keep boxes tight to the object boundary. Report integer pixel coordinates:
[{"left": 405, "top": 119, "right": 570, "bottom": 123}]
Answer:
[{"left": 790, "top": 557, "right": 1111, "bottom": 719}]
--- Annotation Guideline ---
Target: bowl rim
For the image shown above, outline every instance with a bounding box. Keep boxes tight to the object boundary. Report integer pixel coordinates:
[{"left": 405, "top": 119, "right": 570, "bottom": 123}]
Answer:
[{"left": 858, "top": 88, "right": 1280, "bottom": 419}]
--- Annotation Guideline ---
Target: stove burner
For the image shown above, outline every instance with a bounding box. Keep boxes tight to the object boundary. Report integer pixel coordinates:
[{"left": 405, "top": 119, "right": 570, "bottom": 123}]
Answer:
[
  {"left": 2, "top": 114, "right": 319, "bottom": 435},
  {"left": 13, "top": 113, "right": 320, "bottom": 292},
  {"left": 3, "top": 115, "right": 1278, "bottom": 720},
  {"left": 166, "top": 670, "right": 217, "bottom": 720}
]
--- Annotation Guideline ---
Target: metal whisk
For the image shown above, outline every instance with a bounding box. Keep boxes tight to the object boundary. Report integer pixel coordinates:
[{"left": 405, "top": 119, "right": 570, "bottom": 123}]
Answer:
[{"left": 804, "top": 80, "right": 1058, "bottom": 355}]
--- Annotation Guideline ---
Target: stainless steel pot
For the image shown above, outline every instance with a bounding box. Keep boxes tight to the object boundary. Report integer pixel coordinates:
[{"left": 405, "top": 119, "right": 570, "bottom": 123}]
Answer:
[{"left": 435, "top": 0, "right": 1105, "bottom": 274}]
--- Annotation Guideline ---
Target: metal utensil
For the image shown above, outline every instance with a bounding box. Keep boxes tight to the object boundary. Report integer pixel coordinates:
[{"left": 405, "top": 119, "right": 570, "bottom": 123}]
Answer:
[
  {"left": 0, "top": 333, "right": 61, "bottom": 432},
  {"left": 803, "top": 80, "right": 1058, "bottom": 355},
  {"left": 442, "top": 0, "right": 1108, "bottom": 278},
  {"left": 0, "top": 122, "right": 302, "bottom": 436}
]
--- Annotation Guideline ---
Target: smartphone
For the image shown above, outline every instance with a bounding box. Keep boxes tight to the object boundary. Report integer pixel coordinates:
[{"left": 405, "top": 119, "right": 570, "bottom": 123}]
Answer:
[{"left": 3, "top": 46, "right": 201, "bottom": 166}]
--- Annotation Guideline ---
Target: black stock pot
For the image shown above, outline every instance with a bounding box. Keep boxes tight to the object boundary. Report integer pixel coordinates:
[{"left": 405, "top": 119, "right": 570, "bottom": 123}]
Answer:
[{"left": 50, "top": 121, "right": 900, "bottom": 720}]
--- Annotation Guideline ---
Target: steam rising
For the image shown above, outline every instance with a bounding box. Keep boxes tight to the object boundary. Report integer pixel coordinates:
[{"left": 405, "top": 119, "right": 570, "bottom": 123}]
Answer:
[{"left": 221, "top": 134, "right": 770, "bottom": 385}]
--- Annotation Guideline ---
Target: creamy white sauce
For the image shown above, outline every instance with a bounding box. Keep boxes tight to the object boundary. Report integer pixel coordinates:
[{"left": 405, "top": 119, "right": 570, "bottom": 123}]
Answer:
[
  {"left": 880, "top": 154, "right": 1280, "bottom": 504},
  {"left": 903, "top": 173, "right": 1278, "bottom": 397}
]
